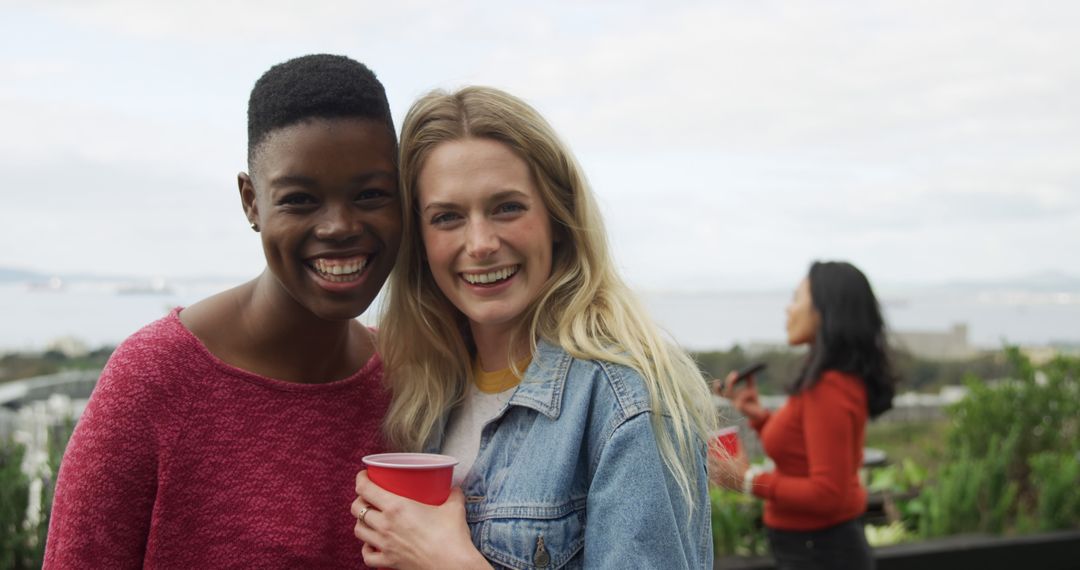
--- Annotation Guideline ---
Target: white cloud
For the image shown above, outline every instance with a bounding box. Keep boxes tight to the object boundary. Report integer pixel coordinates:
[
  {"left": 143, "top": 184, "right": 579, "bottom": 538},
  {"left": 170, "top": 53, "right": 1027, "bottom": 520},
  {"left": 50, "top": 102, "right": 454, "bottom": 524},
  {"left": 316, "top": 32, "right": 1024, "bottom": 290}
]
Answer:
[{"left": 1, "top": 1, "right": 1077, "bottom": 289}]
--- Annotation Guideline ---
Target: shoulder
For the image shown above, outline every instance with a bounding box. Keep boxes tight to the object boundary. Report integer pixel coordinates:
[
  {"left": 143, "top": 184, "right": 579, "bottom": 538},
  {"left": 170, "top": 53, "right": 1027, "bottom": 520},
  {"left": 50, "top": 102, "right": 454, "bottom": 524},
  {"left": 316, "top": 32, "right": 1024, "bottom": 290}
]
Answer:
[
  {"left": 98, "top": 308, "right": 209, "bottom": 398},
  {"left": 564, "top": 352, "right": 653, "bottom": 420},
  {"left": 76, "top": 310, "right": 206, "bottom": 447},
  {"left": 111, "top": 308, "right": 202, "bottom": 365},
  {"left": 806, "top": 370, "right": 867, "bottom": 408}
]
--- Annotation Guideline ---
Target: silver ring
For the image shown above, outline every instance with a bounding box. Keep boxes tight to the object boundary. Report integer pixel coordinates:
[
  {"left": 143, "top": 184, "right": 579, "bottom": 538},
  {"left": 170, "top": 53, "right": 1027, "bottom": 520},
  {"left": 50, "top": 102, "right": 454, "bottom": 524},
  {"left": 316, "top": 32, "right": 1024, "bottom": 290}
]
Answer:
[{"left": 357, "top": 506, "right": 369, "bottom": 525}]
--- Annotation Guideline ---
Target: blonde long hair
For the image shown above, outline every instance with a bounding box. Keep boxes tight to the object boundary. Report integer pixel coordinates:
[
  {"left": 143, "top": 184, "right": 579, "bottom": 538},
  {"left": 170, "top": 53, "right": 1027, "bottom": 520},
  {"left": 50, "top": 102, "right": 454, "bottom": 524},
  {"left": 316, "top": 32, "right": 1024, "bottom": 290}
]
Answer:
[{"left": 379, "top": 86, "right": 717, "bottom": 510}]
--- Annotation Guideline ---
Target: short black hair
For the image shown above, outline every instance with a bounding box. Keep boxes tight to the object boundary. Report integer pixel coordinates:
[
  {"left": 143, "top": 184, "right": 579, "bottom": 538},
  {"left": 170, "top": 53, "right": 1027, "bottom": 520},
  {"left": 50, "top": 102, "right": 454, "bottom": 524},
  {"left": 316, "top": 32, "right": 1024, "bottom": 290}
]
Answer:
[{"left": 246, "top": 54, "right": 395, "bottom": 167}]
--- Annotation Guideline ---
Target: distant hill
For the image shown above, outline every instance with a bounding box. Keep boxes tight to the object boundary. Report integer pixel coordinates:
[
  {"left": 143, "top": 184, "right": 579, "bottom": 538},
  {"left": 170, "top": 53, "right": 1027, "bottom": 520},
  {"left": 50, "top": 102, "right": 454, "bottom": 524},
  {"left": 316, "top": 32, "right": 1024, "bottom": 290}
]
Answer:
[{"left": 941, "top": 271, "right": 1080, "bottom": 292}]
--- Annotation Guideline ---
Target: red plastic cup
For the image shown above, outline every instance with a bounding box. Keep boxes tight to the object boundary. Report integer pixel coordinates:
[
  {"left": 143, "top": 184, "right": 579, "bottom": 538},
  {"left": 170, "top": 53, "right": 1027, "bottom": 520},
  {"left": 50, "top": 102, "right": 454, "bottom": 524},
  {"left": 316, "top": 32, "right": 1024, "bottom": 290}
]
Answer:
[
  {"left": 361, "top": 453, "right": 459, "bottom": 505},
  {"left": 712, "top": 426, "right": 741, "bottom": 458}
]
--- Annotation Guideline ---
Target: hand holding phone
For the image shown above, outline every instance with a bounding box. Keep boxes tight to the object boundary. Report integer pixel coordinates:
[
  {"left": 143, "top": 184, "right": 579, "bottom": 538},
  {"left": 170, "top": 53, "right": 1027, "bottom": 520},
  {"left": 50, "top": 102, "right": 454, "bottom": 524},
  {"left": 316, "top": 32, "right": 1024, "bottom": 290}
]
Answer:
[
  {"left": 732, "top": 362, "right": 766, "bottom": 386},
  {"left": 721, "top": 362, "right": 769, "bottom": 423}
]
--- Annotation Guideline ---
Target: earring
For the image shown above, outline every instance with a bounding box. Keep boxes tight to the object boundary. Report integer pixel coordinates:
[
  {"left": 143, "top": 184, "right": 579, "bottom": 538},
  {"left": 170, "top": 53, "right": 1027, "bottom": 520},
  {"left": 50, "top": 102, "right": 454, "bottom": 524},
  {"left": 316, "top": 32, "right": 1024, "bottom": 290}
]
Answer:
[{"left": 250, "top": 222, "right": 259, "bottom": 232}]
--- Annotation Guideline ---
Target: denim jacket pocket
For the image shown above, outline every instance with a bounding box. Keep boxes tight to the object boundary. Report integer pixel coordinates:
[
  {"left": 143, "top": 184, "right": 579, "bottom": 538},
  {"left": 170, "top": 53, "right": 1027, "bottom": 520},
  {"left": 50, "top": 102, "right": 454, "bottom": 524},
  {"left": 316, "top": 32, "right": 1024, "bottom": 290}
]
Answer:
[{"left": 477, "top": 503, "right": 586, "bottom": 570}]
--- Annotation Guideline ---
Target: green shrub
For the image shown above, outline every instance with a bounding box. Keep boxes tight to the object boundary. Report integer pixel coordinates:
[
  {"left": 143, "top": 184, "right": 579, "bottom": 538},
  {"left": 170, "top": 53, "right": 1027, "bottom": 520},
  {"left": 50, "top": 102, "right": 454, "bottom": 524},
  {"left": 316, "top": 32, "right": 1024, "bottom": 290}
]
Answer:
[
  {"left": 710, "top": 486, "right": 766, "bottom": 557},
  {"left": 947, "top": 348, "right": 1079, "bottom": 471},
  {"left": 908, "top": 429, "right": 1020, "bottom": 538},
  {"left": 1027, "top": 451, "right": 1080, "bottom": 532},
  {"left": 0, "top": 415, "right": 74, "bottom": 567},
  {"left": 906, "top": 350, "right": 1080, "bottom": 538},
  {"left": 0, "top": 440, "right": 45, "bottom": 569}
]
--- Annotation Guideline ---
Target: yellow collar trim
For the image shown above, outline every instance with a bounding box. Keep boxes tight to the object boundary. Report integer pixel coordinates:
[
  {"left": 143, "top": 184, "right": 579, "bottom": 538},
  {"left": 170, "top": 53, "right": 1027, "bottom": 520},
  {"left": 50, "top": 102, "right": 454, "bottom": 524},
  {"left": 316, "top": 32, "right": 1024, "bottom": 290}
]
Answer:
[{"left": 473, "top": 355, "right": 532, "bottom": 394}]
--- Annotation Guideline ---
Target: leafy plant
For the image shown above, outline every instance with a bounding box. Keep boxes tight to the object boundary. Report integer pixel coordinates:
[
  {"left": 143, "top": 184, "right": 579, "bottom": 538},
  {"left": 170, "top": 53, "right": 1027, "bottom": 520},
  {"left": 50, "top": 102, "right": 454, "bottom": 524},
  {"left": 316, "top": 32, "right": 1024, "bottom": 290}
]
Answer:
[
  {"left": 907, "top": 350, "right": 1080, "bottom": 538},
  {"left": 0, "top": 440, "right": 45, "bottom": 569},
  {"left": 864, "top": 521, "right": 912, "bottom": 547},
  {"left": 947, "top": 348, "right": 1079, "bottom": 474},
  {"left": 0, "top": 409, "right": 76, "bottom": 567},
  {"left": 710, "top": 486, "right": 766, "bottom": 557},
  {"left": 908, "top": 429, "right": 1020, "bottom": 538},
  {"left": 1027, "top": 451, "right": 1080, "bottom": 532},
  {"left": 868, "top": 458, "right": 927, "bottom": 495}
]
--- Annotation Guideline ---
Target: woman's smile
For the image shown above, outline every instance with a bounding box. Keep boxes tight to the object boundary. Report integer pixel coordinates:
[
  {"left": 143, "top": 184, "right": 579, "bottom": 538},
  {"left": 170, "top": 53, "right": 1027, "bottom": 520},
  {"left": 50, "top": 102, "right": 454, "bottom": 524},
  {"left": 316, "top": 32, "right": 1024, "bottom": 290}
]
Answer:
[{"left": 460, "top": 264, "right": 521, "bottom": 288}]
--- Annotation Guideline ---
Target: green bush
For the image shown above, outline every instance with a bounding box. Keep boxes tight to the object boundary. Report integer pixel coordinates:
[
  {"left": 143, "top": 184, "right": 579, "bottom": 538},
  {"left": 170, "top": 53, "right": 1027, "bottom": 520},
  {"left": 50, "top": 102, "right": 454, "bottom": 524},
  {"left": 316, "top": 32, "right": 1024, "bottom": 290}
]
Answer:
[
  {"left": 904, "top": 350, "right": 1080, "bottom": 537},
  {"left": 907, "top": 429, "right": 1020, "bottom": 538},
  {"left": 0, "top": 414, "right": 73, "bottom": 567},
  {"left": 1027, "top": 451, "right": 1080, "bottom": 532},
  {"left": 710, "top": 486, "right": 766, "bottom": 557},
  {"left": 947, "top": 348, "right": 1080, "bottom": 470},
  {"left": 0, "top": 441, "right": 46, "bottom": 569}
]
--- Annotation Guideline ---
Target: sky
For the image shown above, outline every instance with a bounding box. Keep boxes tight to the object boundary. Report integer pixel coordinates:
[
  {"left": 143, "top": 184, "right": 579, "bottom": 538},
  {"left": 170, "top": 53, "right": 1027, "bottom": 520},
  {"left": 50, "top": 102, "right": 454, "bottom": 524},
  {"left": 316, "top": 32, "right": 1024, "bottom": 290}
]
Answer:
[{"left": 2, "top": 1, "right": 1078, "bottom": 292}]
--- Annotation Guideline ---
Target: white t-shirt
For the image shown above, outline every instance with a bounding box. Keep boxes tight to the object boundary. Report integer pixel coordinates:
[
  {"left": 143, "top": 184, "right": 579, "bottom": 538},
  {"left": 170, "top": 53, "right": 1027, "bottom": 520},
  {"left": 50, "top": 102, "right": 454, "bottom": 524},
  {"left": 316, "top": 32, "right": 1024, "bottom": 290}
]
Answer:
[{"left": 440, "top": 358, "right": 529, "bottom": 486}]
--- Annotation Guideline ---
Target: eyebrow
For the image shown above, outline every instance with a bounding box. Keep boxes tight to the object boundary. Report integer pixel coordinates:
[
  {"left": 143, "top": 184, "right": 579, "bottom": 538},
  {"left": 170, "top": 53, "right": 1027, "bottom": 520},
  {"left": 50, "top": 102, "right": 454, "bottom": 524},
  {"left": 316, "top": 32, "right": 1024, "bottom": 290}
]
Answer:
[
  {"left": 268, "top": 171, "right": 395, "bottom": 190},
  {"left": 421, "top": 189, "right": 530, "bottom": 213}
]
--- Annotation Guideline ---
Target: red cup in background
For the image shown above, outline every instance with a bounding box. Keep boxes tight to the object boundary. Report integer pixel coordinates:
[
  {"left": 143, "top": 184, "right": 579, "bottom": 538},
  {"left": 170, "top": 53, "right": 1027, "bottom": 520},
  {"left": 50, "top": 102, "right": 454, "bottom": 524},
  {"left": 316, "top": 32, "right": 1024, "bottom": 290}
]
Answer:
[
  {"left": 361, "top": 453, "right": 459, "bottom": 505},
  {"left": 712, "top": 426, "right": 741, "bottom": 458}
]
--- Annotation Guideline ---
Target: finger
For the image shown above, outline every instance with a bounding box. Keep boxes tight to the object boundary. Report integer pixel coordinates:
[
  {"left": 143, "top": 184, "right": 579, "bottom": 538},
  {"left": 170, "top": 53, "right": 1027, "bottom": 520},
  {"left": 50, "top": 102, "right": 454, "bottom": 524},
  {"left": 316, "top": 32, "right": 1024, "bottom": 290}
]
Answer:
[
  {"left": 362, "top": 542, "right": 390, "bottom": 569},
  {"left": 350, "top": 497, "right": 367, "bottom": 519},
  {"left": 355, "top": 471, "right": 399, "bottom": 511},
  {"left": 358, "top": 505, "right": 384, "bottom": 530},
  {"left": 354, "top": 512, "right": 382, "bottom": 543},
  {"left": 722, "top": 371, "right": 739, "bottom": 397},
  {"left": 709, "top": 378, "right": 724, "bottom": 396},
  {"left": 355, "top": 469, "right": 369, "bottom": 495},
  {"left": 444, "top": 487, "right": 466, "bottom": 509}
]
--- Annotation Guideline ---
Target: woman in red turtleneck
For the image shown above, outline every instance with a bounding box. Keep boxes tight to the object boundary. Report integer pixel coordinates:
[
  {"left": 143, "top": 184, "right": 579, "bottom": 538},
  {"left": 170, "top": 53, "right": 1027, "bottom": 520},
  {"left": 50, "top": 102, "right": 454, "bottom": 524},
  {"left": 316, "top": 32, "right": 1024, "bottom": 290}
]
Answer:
[{"left": 712, "top": 261, "right": 897, "bottom": 570}]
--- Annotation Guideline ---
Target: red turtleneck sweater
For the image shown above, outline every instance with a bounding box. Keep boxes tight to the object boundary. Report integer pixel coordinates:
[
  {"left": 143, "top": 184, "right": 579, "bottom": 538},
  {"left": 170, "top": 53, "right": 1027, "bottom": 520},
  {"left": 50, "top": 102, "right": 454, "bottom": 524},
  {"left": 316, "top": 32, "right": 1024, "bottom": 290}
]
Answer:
[{"left": 749, "top": 370, "right": 869, "bottom": 531}]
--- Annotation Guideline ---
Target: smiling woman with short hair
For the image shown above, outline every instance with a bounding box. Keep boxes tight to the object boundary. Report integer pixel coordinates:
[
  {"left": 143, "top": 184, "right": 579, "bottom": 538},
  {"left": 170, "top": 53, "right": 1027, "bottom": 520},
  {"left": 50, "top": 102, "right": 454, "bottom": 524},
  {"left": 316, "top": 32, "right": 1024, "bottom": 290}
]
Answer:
[{"left": 45, "top": 54, "right": 401, "bottom": 568}]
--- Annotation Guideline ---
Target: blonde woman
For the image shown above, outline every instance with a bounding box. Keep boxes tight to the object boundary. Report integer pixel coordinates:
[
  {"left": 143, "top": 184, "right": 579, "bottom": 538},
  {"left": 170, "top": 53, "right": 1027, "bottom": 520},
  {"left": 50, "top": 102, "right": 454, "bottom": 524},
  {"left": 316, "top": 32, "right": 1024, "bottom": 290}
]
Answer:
[{"left": 351, "top": 86, "right": 716, "bottom": 568}]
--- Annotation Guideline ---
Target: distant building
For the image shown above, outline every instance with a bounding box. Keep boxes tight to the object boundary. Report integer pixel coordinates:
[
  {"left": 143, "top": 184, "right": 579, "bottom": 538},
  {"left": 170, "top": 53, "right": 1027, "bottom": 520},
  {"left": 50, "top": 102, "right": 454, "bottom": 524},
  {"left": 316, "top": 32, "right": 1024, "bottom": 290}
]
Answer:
[
  {"left": 892, "top": 323, "right": 976, "bottom": 361},
  {"left": 46, "top": 336, "right": 89, "bottom": 358},
  {"left": 1022, "top": 343, "right": 1080, "bottom": 365}
]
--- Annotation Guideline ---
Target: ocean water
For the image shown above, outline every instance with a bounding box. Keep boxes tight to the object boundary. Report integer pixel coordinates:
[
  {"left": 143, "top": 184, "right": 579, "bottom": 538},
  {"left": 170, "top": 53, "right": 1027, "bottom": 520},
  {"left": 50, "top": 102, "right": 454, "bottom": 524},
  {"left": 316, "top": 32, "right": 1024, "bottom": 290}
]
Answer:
[
  {"left": 641, "top": 288, "right": 1080, "bottom": 351},
  {"left": 2, "top": 280, "right": 1078, "bottom": 352}
]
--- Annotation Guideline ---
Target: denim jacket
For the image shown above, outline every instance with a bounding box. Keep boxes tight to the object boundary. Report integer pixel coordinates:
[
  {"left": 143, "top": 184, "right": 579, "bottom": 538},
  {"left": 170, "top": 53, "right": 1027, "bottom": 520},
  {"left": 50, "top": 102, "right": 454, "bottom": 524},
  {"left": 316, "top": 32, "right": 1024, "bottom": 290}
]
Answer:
[{"left": 427, "top": 340, "right": 713, "bottom": 569}]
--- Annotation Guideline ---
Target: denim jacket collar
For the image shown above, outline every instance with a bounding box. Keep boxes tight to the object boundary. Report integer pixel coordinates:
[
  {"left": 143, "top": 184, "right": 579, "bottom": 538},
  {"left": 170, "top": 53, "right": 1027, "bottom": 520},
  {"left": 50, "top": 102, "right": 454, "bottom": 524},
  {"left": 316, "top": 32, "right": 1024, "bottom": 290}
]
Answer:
[
  {"left": 424, "top": 339, "right": 572, "bottom": 453},
  {"left": 505, "top": 339, "right": 571, "bottom": 421}
]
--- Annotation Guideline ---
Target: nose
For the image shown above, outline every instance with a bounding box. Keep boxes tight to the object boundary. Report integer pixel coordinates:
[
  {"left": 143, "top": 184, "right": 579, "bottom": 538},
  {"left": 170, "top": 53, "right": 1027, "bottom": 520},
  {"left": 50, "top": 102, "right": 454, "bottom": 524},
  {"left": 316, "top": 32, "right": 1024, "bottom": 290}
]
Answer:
[
  {"left": 314, "top": 203, "right": 363, "bottom": 242},
  {"left": 465, "top": 218, "right": 499, "bottom": 259}
]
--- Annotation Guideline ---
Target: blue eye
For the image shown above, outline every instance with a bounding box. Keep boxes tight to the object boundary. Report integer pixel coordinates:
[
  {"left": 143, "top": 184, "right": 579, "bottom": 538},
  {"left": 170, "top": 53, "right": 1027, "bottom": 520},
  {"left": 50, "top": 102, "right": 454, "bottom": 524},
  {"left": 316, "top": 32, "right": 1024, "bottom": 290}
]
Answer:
[
  {"left": 495, "top": 202, "right": 526, "bottom": 215},
  {"left": 430, "top": 212, "right": 461, "bottom": 226}
]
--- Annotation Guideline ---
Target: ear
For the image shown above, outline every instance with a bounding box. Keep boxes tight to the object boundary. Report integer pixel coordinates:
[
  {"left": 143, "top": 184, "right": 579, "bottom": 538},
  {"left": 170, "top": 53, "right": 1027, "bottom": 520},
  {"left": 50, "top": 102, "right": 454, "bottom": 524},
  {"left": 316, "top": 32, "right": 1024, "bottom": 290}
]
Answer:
[{"left": 238, "top": 172, "right": 259, "bottom": 227}]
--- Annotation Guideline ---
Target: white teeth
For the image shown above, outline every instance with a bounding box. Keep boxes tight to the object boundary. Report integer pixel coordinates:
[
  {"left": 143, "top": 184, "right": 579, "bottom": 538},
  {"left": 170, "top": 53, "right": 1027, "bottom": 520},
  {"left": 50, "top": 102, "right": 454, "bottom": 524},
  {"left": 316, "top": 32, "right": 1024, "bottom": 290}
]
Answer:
[
  {"left": 312, "top": 257, "right": 368, "bottom": 280},
  {"left": 463, "top": 265, "right": 519, "bottom": 285}
]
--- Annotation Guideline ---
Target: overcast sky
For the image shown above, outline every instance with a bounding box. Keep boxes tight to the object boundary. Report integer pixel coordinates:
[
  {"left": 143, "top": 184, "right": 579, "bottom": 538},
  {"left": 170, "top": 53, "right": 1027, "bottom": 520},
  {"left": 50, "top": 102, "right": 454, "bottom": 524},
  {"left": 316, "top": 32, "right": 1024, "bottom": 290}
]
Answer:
[{"left": 2, "top": 1, "right": 1077, "bottom": 292}]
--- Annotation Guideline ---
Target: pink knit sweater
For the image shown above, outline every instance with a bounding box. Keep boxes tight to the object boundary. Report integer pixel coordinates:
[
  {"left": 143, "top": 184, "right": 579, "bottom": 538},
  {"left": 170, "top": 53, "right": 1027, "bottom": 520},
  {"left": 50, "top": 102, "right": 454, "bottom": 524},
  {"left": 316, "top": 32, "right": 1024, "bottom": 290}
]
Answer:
[{"left": 44, "top": 309, "right": 388, "bottom": 568}]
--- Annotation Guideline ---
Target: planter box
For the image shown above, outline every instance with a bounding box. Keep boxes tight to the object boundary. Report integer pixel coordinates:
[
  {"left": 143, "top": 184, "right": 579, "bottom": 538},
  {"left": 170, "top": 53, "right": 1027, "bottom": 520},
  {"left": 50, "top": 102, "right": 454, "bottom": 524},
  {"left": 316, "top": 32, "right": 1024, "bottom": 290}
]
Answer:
[{"left": 715, "top": 529, "right": 1080, "bottom": 570}]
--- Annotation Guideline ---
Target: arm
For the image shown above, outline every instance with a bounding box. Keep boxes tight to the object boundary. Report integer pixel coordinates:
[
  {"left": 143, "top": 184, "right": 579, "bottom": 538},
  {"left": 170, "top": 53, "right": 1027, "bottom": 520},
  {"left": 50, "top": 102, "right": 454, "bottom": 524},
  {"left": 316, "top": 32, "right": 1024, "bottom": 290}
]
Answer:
[
  {"left": 583, "top": 413, "right": 712, "bottom": 569},
  {"left": 751, "top": 378, "right": 862, "bottom": 514},
  {"left": 44, "top": 352, "right": 162, "bottom": 567},
  {"left": 352, "top": 471, "right": 492, "bottom": 569}
]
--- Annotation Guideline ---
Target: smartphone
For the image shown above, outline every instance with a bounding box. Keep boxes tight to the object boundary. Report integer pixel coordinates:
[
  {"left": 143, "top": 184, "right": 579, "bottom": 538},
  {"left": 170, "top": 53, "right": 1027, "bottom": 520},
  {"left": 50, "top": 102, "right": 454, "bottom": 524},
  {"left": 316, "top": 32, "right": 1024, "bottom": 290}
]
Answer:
[{"left": 732, "top": 362, "right": 767, "bottom": 385}]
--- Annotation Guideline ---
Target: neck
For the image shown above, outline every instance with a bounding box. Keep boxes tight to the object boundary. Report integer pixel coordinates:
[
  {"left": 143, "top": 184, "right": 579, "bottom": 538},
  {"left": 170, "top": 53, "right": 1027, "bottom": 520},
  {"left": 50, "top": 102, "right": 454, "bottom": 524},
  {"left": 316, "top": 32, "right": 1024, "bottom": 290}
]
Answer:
[
  {"left": 238, "top": 272, "right": 372, "bottom": 383},
  {"left": 471, "top": 321, "right": 531, "bottom": 373}
]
